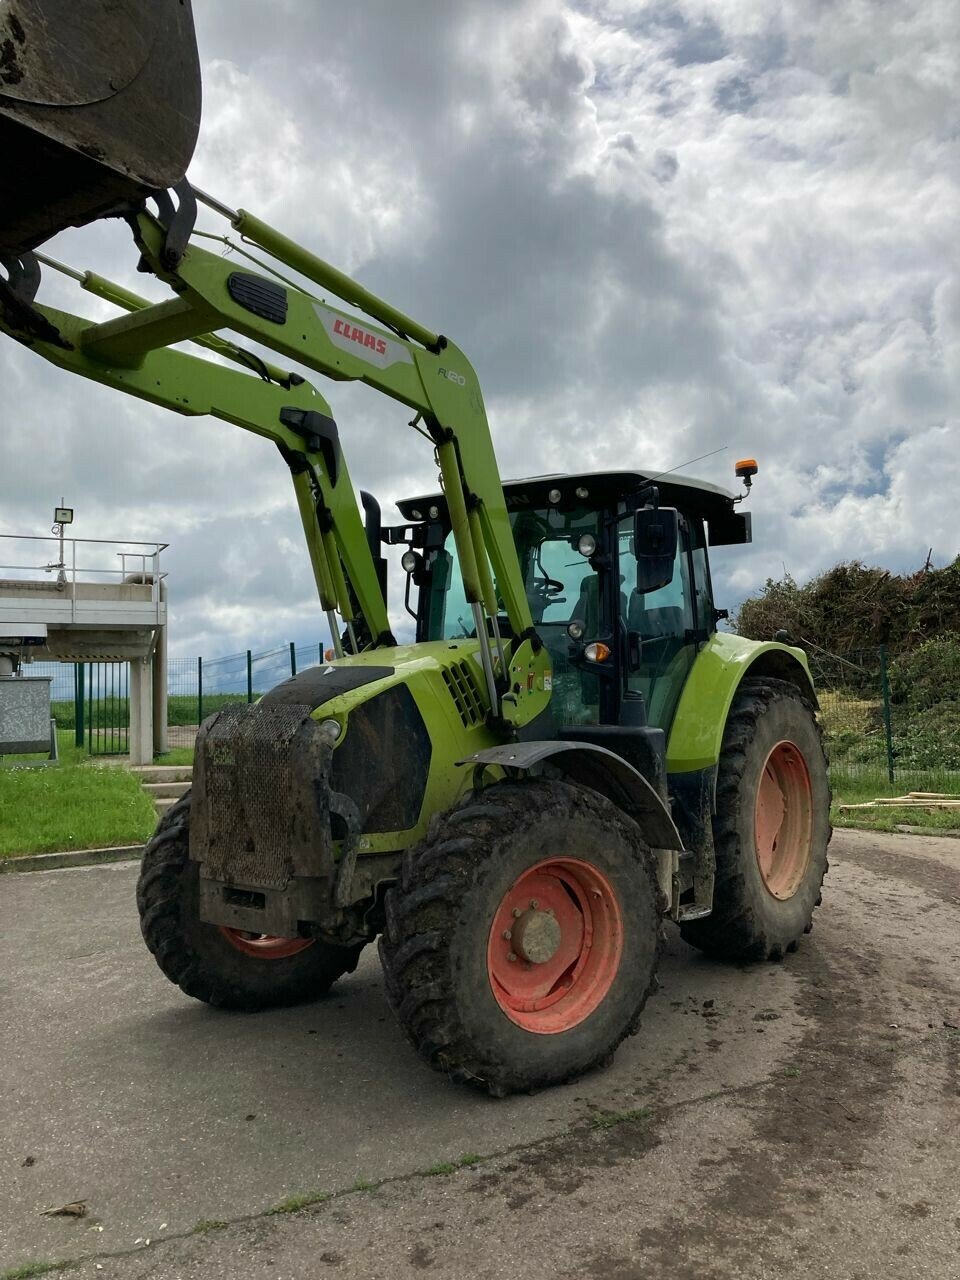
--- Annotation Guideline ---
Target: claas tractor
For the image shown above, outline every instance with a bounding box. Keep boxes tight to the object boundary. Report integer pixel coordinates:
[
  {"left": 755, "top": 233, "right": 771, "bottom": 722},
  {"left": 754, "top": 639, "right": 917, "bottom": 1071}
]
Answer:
[{"left": 0, "top": 1, "right": 829, "bottom": 1095}]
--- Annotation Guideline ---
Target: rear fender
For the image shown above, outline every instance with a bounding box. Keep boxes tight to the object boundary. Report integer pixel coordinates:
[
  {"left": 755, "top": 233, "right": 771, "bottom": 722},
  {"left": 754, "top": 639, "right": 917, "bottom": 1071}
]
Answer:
[{"left": 666, "top": 634, "right": 817, "bottom": 775}]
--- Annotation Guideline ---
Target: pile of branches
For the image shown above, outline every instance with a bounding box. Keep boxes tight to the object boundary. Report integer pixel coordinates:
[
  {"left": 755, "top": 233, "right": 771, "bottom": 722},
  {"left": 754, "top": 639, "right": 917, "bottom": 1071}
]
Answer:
[{"left": 733, "top": 556, "right": 960, "bottom": 659}]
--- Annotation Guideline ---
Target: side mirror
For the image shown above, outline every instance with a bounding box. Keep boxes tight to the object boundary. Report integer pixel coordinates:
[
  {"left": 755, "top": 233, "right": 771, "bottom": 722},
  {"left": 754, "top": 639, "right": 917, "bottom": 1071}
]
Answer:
[{"left": 634, "top": 507, "right": 678, "bottom": 594}]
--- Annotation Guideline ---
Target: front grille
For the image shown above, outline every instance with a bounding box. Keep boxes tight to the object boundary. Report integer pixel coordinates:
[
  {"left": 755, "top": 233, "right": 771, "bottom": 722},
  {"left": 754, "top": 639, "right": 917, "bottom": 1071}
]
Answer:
[
  {"left": 194, "top": 703, "right": 315, "bottom": 890},
  {"left": 442, "top": 660, "right": 486, "bottom": 727},
  {"left": 328, "top": 685, "right": 432, "bottom": 833}
]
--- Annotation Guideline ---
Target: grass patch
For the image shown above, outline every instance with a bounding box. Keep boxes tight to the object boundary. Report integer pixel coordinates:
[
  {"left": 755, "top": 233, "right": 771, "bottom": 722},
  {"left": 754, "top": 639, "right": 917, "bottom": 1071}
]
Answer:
[
  {"left": 1, "top": 1262, "right": 72, "bottom": 1280},
  {"left": 2, "top": 730, "right": 88, "bottom": 768},
  {"left": 588, "top": 1106, "right": 652, "bottom": 1131},
  {"left": 154, "top": 746, "right": 194, "bottom": 766},
  {"left": 834, "top": 808, "right": 960, "bottom": 834},
  {"left": 425, "top": 1153, "right": 486, "bottom": 1173},
  {"left": 830, "top": 771, "right": 960, "bottom": 833},
  {"left": 168, "top": 694, "right": 254, "bottom": 726},
  {"left": 267, "top": 1173, "right": 376, "bottom": 1218},
  {"left": 0, "top": 758, "right": 156, "bottom": 857},
  {"left": 267, "top": 1190, "right": 329, "bottom": 1215},
  {"left": 49, "top": 693, "right": 255, "bottom": 732},
  {"left": 192, "top": 1219, "right": 227, "bottom": 1233}
]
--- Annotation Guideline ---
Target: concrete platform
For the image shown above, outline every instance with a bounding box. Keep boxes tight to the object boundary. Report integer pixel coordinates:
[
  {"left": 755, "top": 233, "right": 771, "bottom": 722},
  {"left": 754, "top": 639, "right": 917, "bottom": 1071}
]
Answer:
[
  {"left": 132, "top": 765, "right": 192, "bottom": 814},
  {"left": 131, "top": 767, "right": 193, "bottom": 784},
  {"left": 141, "top": 781, "right": 191, "bottom": 800}
]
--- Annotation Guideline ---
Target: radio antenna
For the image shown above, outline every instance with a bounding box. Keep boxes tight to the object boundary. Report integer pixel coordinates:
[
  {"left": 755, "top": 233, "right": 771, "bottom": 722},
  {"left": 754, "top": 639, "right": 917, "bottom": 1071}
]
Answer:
[{"left": 645, "top": 445, "right": 728, "bottom": 484}]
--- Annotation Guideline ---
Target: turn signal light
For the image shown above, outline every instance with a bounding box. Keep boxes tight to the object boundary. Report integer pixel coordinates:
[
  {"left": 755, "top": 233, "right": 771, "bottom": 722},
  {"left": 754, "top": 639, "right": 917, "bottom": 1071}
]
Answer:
[{"left": 584, "top": 642, "right": 611, "bottom": 663}]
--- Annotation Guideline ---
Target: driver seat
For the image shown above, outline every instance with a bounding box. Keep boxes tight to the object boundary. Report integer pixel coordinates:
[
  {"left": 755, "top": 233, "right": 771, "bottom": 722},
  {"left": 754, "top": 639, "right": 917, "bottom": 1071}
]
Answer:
[{"left": 572, "top": 576, "right": 601, "bottom": 635}]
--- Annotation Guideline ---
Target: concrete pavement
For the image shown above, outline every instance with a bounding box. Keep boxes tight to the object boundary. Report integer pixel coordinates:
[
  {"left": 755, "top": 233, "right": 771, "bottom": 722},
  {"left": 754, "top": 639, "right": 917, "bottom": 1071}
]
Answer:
[{"left": 1, "top": 829, "right": 958, "bottom": 1278}]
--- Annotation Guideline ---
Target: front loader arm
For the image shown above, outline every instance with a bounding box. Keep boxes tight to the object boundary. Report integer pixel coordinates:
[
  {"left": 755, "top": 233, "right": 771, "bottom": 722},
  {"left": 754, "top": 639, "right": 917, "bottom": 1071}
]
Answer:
[
  {"left": 4, "top": 294, "right": 391, "bottom": 653},
  {"left": 124, "top": 208, "right": 534, "bottom": 636},
  {"left": 0, "top": 193, "right": 549, "bottom": 725}
]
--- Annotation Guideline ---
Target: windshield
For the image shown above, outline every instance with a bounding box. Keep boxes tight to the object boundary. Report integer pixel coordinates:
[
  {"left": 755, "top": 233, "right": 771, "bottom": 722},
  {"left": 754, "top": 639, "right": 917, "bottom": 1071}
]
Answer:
[
  {"left": 423, "top": 507, "right": 603, "bottom": 724},
  {"left": 426, "top": 507, "right": 601, "bottom": 640}
]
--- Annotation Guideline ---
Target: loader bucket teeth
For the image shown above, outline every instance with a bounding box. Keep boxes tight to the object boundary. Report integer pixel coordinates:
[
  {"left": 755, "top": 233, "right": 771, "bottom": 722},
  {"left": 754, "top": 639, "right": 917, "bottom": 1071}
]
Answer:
[{"left": 0, "top": 0, "right": 202, "bottom": 255}]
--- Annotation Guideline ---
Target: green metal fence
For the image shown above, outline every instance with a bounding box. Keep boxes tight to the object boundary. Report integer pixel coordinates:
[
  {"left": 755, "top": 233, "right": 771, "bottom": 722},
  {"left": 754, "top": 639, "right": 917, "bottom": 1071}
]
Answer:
[
  {"left": 38, "top": 642, "right": 331, "bottom": 756},
  {"left": 33, "top": 639, "right": 960, "bottom": 791},
  {"left": 80, "top": 661, "right": 129, "bottom": 756},
  {"left": 165, "top": 641, "right": 331, "bottom": 729},
  {"left": 809, "top": 645, "right": 960, "bottom": 796}
]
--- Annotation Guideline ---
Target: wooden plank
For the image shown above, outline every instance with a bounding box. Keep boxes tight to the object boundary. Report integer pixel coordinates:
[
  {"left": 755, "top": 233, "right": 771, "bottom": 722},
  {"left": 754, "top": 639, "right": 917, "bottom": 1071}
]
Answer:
[{"left": 838, "top": 799, "right": 960, "bottom": 811}]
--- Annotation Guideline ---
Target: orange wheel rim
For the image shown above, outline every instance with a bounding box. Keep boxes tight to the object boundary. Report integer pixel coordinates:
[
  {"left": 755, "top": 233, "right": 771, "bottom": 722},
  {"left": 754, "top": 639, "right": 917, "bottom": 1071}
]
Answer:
[
  {"left": 218, "top": 928, "right": 314, "bottom": 959},
  {"left": 754, "top": 740, "right": 813, "bottom": 900},
  {"left": 486, "top": 858, "right": 623, "bottom": 1035}
]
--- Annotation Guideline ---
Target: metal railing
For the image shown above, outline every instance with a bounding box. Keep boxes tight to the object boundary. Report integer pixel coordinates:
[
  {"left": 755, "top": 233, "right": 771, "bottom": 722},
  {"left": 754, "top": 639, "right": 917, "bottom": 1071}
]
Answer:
[{"left": 0, "top": 534, "right": 168, "bottom": 626}]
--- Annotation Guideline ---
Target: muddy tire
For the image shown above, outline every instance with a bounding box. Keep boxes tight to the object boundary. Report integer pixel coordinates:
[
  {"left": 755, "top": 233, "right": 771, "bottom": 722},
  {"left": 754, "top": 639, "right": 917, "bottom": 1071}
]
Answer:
[
  {"left": 137, "top": 791, "right": 364, "bottom": 1011},
  {"left": 378, "top": 779, "right": 664, "bottom": 1096},
  {"left": 680, "top": 677, "right": 830, "bottom": 962}
]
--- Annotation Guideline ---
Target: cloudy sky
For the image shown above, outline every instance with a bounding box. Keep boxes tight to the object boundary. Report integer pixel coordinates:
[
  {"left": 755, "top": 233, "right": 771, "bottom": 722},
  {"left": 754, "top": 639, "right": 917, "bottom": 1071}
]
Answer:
[{"left": 1, "top": 0, "right": 957, "bottom": 658}]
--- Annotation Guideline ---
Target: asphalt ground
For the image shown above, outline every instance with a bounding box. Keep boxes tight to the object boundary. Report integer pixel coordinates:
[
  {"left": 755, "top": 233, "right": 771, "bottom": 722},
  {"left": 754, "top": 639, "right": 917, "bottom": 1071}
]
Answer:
[{"left": 1, "top": 828, "right": 958, "bottom": 1279}]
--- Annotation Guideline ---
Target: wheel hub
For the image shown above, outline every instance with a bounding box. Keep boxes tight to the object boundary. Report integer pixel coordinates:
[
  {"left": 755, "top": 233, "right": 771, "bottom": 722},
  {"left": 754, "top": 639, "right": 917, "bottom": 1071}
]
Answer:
[
  {"left": 511, "top": 908, "right": 562, "bottom": 965},
  {"left": 754, "top": 739, "right": 813, "bottom": 900},
  {"left": 487, "top": 858, "right": 623, "bottom": 1035},
  {"left": 218, "top": 928, "right": 314, "bottom": 959}
]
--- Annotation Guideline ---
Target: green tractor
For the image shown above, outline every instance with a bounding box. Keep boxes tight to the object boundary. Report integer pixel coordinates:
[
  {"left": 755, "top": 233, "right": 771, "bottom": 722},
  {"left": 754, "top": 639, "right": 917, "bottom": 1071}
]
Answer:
[{"left": 0, "top": 1, "right": 830, "bottom": 1095}]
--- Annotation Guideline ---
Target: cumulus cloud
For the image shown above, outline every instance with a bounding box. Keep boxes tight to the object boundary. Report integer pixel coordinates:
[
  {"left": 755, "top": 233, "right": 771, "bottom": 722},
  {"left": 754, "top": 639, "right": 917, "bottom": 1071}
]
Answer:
[{"left": 1, "top": 0, "right": 956, "bottom": 658}]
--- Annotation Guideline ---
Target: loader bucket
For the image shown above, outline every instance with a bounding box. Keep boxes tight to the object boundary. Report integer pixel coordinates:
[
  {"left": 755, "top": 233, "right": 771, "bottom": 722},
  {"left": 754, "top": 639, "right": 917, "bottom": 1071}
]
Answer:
[{"left": 0, "top": 0, "right": 201, "bottom": 256}]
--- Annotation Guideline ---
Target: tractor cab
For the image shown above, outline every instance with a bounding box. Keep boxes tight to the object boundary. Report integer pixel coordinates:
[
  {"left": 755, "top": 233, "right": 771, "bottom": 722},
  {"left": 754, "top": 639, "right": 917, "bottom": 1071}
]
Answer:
[{"left": 396, "top": 471, "right": 752, "bottom": 751}]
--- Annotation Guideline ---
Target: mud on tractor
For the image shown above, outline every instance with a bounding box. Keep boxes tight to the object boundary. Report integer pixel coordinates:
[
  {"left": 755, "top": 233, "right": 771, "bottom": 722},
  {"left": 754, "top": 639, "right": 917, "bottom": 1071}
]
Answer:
[{"left": 0, "top": 2, "right": 829, "bottom": 1095}]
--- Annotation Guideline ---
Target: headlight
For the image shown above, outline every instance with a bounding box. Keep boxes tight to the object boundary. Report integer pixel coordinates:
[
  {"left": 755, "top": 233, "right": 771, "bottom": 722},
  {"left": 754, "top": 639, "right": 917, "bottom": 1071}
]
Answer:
[
  {"left": 567, "top": 620, "right": 585, "bottom": 641},
  {"left": 317, "top": 718, "right": 342, "bottom": 744},
  {"left": 547, "top": 488, "right": 562, "bottom": 505},
  {"left": 401, "top": 549, "right": 419, "bottom": 573},
  {"left": 577, "top": 533, "right": 597, "bottom": 557}
]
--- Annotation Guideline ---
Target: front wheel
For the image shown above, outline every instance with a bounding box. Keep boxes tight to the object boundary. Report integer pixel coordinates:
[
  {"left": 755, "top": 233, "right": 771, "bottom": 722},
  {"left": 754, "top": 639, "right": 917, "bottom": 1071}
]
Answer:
[
  {"left": 680, "top": 677, "right": 831, "bottom": 962},
  {"left": 137, "top": 792, "right": 364, "bottom": 1011},
  {"left": 379, "top": 779, "right": 664, "bottom": 1096}
]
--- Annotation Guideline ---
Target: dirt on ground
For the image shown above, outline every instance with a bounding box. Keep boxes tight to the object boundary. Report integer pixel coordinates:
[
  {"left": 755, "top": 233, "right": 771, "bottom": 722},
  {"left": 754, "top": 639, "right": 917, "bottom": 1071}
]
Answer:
[{"left": 1, "top": 827, "right": 958, "bottom": 1279}]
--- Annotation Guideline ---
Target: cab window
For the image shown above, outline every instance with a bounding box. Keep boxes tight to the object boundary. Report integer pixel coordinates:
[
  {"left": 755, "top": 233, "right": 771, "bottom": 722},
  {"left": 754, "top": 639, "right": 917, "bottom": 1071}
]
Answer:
[
  {"left": 619, "top": 515, "right": 696, "bottom": 732},
  {"left": 423, "top": 507, "right": 603, "bottom": 725}
]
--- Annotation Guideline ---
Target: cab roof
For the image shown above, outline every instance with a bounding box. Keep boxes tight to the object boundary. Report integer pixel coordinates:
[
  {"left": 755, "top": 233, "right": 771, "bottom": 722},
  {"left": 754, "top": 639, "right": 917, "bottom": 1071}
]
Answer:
[
  {"left": 396, "top": 470, "right": 752, "bottom": 546},
  {"left": 398, "top": 470, "right": 737, "bottom": 521}
]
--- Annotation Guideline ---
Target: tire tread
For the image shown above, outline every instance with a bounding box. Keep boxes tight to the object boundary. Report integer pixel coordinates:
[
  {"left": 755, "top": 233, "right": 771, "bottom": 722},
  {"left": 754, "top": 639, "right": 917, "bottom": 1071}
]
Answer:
[
  {"left": 379, "top": 779, "right": 664, "bottom": 1095},
  {"left": 137, "top": 790, "right": 363, "bottom": 1011},
  {"left": 680, "top": 676, "right": 831, "bottom": 961}
]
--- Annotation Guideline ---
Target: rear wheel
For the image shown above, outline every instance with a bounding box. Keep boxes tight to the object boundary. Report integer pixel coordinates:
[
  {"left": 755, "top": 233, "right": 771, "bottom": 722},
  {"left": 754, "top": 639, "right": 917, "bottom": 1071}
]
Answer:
[
  {"left": 680, "top": 677, "right": 830, "bottom": 961},
  {"left": 137, "top": 792, "right": 364, "bottom": 1011},
  {"left": 379, "top": 779, "right": 664, "bottom": 1096}
]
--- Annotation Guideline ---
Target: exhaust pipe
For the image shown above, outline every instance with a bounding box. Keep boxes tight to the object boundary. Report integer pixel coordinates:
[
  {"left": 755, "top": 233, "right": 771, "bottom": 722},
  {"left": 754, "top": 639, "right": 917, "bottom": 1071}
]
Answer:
[{"left": 0, "top": 0, "right": 201, "bottom": 256}]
